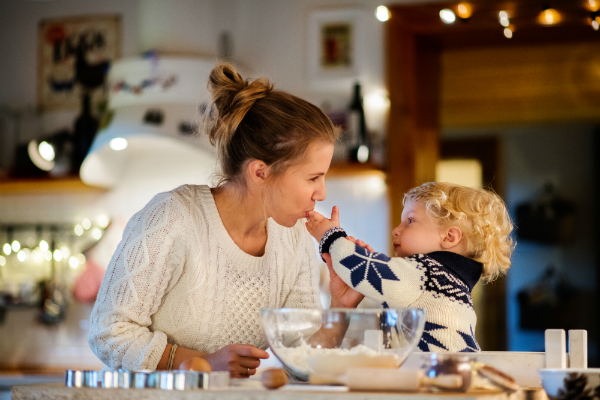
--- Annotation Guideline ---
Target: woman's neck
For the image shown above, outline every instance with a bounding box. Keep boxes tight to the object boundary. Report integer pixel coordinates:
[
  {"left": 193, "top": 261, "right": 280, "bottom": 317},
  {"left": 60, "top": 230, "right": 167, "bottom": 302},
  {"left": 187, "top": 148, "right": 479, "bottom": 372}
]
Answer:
[{"left": 211, "top": 184, "right": 269, "bottom": 257}]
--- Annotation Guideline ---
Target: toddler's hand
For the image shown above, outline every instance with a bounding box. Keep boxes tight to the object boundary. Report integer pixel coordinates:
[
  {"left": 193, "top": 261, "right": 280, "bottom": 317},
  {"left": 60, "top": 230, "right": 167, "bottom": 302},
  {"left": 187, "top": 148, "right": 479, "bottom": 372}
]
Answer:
[
  {"left": 346, "top": 236, "right": 376, "bottom": 253},
  {"left": 305, "top": 206, "right": 340, "bottom": 242}
]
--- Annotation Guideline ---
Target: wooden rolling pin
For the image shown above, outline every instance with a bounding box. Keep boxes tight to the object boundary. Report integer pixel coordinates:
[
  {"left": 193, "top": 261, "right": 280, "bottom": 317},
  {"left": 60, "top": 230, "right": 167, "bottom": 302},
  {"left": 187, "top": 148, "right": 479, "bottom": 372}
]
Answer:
[{"left": 310, "top": 368, "right": 462, "bottom": 392}]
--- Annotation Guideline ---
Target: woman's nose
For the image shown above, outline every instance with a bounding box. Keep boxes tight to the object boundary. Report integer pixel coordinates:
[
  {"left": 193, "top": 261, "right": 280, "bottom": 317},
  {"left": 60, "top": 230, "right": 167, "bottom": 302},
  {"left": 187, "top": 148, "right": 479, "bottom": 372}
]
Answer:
[{"left": 312, "top": 180, "right": 326, "bottom": 201}]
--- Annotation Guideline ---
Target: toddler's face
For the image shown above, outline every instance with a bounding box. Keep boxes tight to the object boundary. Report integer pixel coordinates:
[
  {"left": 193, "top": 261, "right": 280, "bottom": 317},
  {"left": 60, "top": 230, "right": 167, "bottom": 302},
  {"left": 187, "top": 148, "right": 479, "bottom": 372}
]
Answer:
[{"left": 392, "top": 200, "right": 444, "bottom": 257}]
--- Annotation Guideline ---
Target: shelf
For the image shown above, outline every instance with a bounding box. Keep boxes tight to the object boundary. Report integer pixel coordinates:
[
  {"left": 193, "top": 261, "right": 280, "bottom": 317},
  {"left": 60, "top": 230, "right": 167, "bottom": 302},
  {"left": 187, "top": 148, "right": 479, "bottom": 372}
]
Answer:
[
  {"left": 327, "top": 162, "right": 386, "bottom": 178},
  {"left": 0, "top": 176, "right": 106, "bottom": 195}
]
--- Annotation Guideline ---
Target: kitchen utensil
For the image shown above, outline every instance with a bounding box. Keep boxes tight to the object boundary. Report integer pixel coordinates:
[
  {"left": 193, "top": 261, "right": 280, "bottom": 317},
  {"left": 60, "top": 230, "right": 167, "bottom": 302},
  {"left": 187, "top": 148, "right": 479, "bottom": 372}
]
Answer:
[
  {"left": 421, "top": 353, "right": 472, "bottom": 392},
  {"left": 65, "top": 370, "right": 98, "bottom": 388},
  {"left": 540, "top": 368, "right": 600, "bottom": 399},
  {"left": 260, "top": 308, "right": 425, "bottom": 382}
]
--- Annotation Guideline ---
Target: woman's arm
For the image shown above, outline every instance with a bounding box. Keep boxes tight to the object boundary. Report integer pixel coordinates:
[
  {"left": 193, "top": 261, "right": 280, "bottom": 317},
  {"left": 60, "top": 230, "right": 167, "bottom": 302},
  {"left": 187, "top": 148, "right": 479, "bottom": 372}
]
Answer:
[{"left": 88, "top": 192, "right": 188, "bottom": 370}]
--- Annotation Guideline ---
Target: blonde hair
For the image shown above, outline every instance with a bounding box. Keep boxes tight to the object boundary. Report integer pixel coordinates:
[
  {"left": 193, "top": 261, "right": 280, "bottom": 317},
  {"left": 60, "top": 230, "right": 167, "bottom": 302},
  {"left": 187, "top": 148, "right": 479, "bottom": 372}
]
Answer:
[
  {"left": 404, "top": 182, "right": 514, "bottom": 282},
  {"left": 204, "top": 62, "right": 340, "bottom": 186}
]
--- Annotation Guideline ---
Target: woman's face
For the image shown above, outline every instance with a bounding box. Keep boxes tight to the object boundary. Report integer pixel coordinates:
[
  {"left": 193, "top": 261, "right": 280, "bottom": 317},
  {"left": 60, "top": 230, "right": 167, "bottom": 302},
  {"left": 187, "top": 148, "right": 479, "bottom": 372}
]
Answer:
[{"left": 266, "top": 140, "right": 334, "bottom": 228}]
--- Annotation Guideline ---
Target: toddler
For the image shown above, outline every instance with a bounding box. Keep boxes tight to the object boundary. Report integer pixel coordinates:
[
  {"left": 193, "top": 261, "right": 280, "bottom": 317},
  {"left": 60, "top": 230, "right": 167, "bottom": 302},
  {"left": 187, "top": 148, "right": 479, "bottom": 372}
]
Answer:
[{"left": 306, "top": 182, "right": 514, "bottom": 352}]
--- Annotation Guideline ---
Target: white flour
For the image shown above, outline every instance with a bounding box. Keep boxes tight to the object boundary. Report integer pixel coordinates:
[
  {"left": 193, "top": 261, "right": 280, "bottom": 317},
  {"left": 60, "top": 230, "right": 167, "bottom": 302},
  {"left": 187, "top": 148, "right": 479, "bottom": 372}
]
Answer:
[{"left": 274, "top": 343, "right": 400, "bottom": 375}]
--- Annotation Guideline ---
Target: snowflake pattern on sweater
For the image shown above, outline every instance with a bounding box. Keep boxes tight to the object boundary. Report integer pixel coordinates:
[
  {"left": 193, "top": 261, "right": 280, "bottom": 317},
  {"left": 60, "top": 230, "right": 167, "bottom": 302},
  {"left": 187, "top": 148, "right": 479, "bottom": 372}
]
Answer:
[{"left": 324, "top": 231, "right": 482, "bottom": 353}]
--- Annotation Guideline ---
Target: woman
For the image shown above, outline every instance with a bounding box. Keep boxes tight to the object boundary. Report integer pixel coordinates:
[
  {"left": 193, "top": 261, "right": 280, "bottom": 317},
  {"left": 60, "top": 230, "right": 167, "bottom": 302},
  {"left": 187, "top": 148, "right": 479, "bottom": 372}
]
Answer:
[{"left": 88, "top": 63, "right": 363, "bottom": 378}]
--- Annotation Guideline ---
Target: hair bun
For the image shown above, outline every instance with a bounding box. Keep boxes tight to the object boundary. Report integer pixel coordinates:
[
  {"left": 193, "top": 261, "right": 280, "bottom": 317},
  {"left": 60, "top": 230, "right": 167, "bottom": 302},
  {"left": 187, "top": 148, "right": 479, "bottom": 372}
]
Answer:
[{"left": 206, "top": 62, "right": 273, "bottom": 148}]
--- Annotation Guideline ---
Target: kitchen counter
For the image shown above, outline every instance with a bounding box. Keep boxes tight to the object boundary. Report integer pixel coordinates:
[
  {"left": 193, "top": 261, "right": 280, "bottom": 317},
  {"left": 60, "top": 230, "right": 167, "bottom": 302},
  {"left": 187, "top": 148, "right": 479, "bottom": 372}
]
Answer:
[{"left": 12, "top": 383, "right": 547, "bottom": 400}]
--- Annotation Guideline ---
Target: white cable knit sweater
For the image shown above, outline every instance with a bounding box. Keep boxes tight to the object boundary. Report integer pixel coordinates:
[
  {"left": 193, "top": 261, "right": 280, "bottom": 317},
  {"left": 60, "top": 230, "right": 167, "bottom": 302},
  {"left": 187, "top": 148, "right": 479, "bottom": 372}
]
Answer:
[{"left": 88, "top": 185, "right": 322, "bottom": 371}]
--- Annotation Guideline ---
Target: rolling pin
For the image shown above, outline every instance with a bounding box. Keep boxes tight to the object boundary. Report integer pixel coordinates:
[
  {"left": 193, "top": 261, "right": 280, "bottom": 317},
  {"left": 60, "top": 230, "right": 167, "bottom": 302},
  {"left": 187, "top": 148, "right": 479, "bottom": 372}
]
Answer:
[{"left": 310, "top": 368, "right": 462, "bottom": 392}]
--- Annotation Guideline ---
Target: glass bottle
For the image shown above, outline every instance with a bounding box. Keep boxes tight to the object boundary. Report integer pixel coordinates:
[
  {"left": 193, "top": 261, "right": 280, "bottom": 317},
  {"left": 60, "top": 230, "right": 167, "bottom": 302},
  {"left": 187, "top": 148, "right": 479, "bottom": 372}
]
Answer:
[{"left": 346, "top": 83, "right": 369, "bottom": 163}]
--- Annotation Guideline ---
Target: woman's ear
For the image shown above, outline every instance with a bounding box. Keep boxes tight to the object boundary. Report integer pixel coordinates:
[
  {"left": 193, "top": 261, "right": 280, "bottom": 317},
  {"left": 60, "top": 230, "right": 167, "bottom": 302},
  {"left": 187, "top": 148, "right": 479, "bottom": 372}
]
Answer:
[
  {"left": 245, "top": 159, "right": 268, "bottom": 185},
  {"left": 441, "top": 227, "right": 463, "bottom": 249}
]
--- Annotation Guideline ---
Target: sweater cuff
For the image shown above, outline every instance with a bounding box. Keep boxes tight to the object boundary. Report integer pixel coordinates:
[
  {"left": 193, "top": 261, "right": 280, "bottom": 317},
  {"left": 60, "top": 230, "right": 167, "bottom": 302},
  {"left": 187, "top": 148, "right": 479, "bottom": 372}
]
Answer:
[{"left": 319, "top": 227, "right": 347, "bottom": 261}]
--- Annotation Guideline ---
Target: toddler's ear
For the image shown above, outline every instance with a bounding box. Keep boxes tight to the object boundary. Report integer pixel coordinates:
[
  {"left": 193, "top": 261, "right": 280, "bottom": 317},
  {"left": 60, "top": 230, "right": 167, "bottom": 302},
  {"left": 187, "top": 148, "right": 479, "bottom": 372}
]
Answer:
[{"left": 441, "top": 227, "right": 463, "bottom": 249}]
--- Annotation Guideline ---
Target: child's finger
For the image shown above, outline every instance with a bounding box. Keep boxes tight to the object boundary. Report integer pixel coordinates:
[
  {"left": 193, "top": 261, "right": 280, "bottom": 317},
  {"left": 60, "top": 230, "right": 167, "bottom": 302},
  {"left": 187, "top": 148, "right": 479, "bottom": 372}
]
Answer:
[
  {"left": 331, "top": 206, "right": 340, "bottom": 224},
  {"left": 356, "top": 239, "right": 366, "bottom": 247},
  {"left": 346, "top": 236, "right": 355, "bottom": 242},
  {"left": 365, "top": 245, "right": 375, "bottom": 252}
]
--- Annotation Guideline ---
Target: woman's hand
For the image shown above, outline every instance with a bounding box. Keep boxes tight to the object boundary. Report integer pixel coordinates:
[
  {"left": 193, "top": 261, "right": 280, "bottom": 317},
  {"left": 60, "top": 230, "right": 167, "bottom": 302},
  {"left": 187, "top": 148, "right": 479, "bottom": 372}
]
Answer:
[
  {"left": 203, "top": 344, "right": 270, "bottom": 378},
  {"left": 305, "top": 206, "right": 340, "bottom": 242}
]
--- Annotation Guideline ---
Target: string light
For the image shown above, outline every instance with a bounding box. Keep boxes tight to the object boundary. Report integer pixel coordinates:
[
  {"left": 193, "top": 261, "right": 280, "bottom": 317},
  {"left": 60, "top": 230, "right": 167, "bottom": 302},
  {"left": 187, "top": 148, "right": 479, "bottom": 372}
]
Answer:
[
  {"left": 82, "top": 218, "right": 92, "bottom": 230},
  {"left": 375, "top": 5, "right": 390, "bottom": 22},
  {"left": 593, "top": 19, "right": 599, "bottom": 30},
  {"left": 0, "top": 255, "right": 5, "bottom": 267},
  {"left": 69, "top": 256, "right": 80, "bottom": 269},
  {"left": 11, "top": 240, "right": 20, "bottom": 252},
  {"left": 17, "top": 250, "right": 27, "bottom": 262},
  {"left": 53, "top": 249, "right": 63, "bottom": 262},
  {"left": 96, "top": 214, "right": 110, "bottom": 229},
  {"left": 3, "top": 243, "right": 11, "bottom": 255},
  {"left": 74, "top": 225, "right": 84, "bottom": 236},
  {"left": 39, "top": 240, "right": 49, "bottom": 252},
  {"left": 440, "top": 8, "right": 456, "bottom": 24},
  {"left": 499, "top": 11, "right": 510, "bottom": 27},
  {"left": 60, "top": 246, "right": 71, "bottom": 259},
  {"left": 538, "top": 7, "right": 561, "bottom": 25},
  {"left": 504, "top": 27, "right": 514, "bottom": 38},
  {"left": 44, "top": 250, "right": 53, "bottom": 261},
  {"left": 77, "top": 254, "right": 86, "bottom": 265},
  {"left": 457, "top": 2, "right": 473, "bottom": 20},
  {"left": 92, "top": 228, "right": 103, "bottom": 240}
]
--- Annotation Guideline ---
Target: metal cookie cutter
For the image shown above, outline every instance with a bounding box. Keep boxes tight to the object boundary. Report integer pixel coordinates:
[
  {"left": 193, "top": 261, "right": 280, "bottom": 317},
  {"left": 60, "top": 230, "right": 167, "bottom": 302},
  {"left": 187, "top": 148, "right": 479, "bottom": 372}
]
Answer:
[{"left": 65, "top": 370, "right": 98, "bottom": 388}]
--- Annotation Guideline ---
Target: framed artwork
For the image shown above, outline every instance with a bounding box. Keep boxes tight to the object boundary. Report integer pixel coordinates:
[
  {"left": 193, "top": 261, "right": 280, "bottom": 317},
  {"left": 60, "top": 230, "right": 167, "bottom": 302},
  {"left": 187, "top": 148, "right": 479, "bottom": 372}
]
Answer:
[
  {"left": 307, "top": 9, "right": 362, "bottom": 91},
  {"left": 37, "top": 14, "right": 122, "bottom": 112}
]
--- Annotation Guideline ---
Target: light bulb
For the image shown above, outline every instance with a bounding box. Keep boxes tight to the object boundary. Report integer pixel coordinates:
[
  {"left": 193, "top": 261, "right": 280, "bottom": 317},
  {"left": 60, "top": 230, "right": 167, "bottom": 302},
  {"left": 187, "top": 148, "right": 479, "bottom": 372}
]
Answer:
[
  {"left": 0, "top": 256, "right": 5, "bottom": 267},
  {"left": 457, "top": 2, "right": 472, "bottom": 19},
  {"left": 44, "top": 251, "right": 52, "bottom": 261},
  {"left": 74, "top": 225, "right": 84, "bottom": 236},
  {"left": 96, "top": 214, "right": 110, "bottom": 229},
  {"left": 440, "top": 9, "right": 456, "bottom": 24},
  {"left": 92, "top": 228, "right": 103, "bottom": 240},
  {"left": 53, "top": 249, "right": 63, "bottom": 262},
  {"left": 38, "top": 141, "right": 55, "bottom": 161},
  {"left": 17, "top": 250, "right": 26, "bottom": 262},
  {"left": 504, "top": 27, "right": 513, "bottom": 38},
  {"left": 375, "top": 5, "right": 390, "bottom": 22},
  {"left": 69, "top": 256, "right": 80, "bottom": 269},
  {"left": 357, "top": 145, "right": 369, "bottom": 163},
  {"left": 39, "top": 240, "right": 49, "bottom": 252},
  {"left": 11, "top": 240, "right": 20, "bottom": 252},
  {"left": 538, "top": 8, "right": 560, "bottom": 25},
  {"left": 593, "top": 19, "right": 599, "bottom": 30},
  {"left": 32, "top": 250, "right": 43, "bottom": 263},
  {"left": 60, "top": 246, "right": 71, "bottom": 259},
  {"left": 77, "top": 253, "right": 86, "bottom": 265},
  {"left": 82, "top": 218, "right": 92, "bottom": 230},
  {"left": 110, "top": 138, "right": 128, "bottom": 151},
  {"left": 3, "top": 243, "right": 11, "bottom": 255}
]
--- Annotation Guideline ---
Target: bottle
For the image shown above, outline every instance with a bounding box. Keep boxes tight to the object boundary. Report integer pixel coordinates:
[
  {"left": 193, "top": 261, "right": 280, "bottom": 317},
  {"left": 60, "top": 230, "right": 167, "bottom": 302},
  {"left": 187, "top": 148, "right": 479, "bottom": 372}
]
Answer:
[
  {"left": 346, "top": 83, "right": 369, "bottom": 163},
  {"left": 71, "top": 92, "right": 99, "bottom": 173}
]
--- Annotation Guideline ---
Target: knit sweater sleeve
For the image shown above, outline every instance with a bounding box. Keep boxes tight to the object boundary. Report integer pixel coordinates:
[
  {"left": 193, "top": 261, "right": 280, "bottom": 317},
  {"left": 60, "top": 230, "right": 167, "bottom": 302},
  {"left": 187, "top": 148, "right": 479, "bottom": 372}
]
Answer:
[
  {"left": 328, "top": 235, "right": 426, "bottom": 308},
  {"left": 88, "top": 191, "right": 189, "bottom": 370},
  {"left": 282, "top": 223, "right": 323, "bottom": 310}
]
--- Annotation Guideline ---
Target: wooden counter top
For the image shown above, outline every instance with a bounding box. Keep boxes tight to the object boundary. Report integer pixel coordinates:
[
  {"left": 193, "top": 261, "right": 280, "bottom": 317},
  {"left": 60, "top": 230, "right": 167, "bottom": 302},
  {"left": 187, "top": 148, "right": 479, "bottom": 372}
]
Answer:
[{"left": 12, "top": 382, "right": 545, "bottom": 400}]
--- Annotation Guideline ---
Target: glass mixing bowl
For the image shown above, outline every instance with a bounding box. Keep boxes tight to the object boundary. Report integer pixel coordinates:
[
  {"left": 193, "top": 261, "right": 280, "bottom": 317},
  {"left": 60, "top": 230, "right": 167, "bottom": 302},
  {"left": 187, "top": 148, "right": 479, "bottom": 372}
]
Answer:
[{"left": 260, "top": 308, "right": 426, "bottom": 382}]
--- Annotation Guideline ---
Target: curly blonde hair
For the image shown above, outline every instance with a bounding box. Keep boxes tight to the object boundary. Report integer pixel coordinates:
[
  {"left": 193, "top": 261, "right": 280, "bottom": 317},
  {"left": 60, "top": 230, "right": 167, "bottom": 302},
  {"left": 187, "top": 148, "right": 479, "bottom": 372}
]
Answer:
[{"left": 404, "top": 182, "right": 514, "bottom": 282}]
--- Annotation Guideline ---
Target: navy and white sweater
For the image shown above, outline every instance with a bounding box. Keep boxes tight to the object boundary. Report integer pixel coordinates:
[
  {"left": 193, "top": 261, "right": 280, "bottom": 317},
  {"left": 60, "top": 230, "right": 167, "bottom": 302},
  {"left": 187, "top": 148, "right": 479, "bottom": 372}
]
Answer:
[{"left": 321, "top": 227, "right": 482, "bottom": 353}]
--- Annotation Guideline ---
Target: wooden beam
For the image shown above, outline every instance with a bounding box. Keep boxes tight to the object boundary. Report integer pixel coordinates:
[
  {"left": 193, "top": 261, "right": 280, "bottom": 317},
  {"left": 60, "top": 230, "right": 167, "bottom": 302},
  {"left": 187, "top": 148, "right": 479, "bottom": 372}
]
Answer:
[{"left": 386, "top": 8, "right": 441, "bottom": 238}]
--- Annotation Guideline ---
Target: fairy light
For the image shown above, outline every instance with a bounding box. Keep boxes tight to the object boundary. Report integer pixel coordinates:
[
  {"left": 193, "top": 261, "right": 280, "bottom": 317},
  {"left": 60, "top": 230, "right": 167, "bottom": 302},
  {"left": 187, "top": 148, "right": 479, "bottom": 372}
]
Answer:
[
  {"left": 69, "top": 256, "right": 80, "bottom": 269},
  {"left": 499, "top": 11, "right": 510, "bottom": 27},
  {"left": 593, "top": 19, "right": 600, "bottom": 30},
  {"left": 0, "top": 256, "right": 5, "bottom": 267},
  {"left": 375, "top": 5, "right": 390, "bottom": 22},
  {"left": 456, "top": 2, "right": 473, "bottom": 20},
  {"left": 77, "top": 253, "right": 86, "bottom": 265},
  {"left": 31, "top": 249, "right": 43, "bottom": 263},
  {"left": 39, "top": 240, "right": 49, "bottom": 252},
  {"left": 96, "top": 214, "right": 110, "bottom": 229},
  {"left": 11, "top": 240, "right": 20, "bottom": 252},
  {"left": 92, "top": 228, "right": 103, "bottom": 240},
  {"left": 538, "top": 8, "right": 561, "bottom": 25},
  {"left": 440, "top": 9, "right": 456, "bottom": 24},
  {"left": 60, "top": 246, "right": 71, "bottom": 259},
  {"left": 82, "top": 218, "right": 92, "bottom": 230},
  {"left": 504, "top": 26, "right": 514, "bottom": 38},
  {"left": 3, "top": 243, "right": 11, "bottom": 255},
  {"left": 44, "top": 251, "right": 52, "bottom": 261},
  {"left": 17, "top": 250, "right": 26, "bottom": 262},
  {"left": 53, "top": 249, "right": 63, "bottom": 262},
  {"left": 74, "top": 225, "right": 84, "bottom": 236}
]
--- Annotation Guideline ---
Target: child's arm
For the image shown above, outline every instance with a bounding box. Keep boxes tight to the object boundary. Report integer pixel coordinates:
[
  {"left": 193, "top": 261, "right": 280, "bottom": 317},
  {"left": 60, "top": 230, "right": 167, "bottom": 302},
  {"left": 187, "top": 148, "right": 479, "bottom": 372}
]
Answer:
[{"left": 320, "top": 228, "right": 427, "bottom": 308}]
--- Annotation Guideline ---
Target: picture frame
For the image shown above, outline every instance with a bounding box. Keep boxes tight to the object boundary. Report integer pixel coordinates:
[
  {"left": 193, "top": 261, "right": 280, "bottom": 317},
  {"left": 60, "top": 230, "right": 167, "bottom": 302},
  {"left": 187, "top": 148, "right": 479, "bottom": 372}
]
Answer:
[
  {"left": 37, "top": 14, "right": 122, "bottom": 112},
  {"left": 307, "top": 9, "right": 363, "bottom": 91}
]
